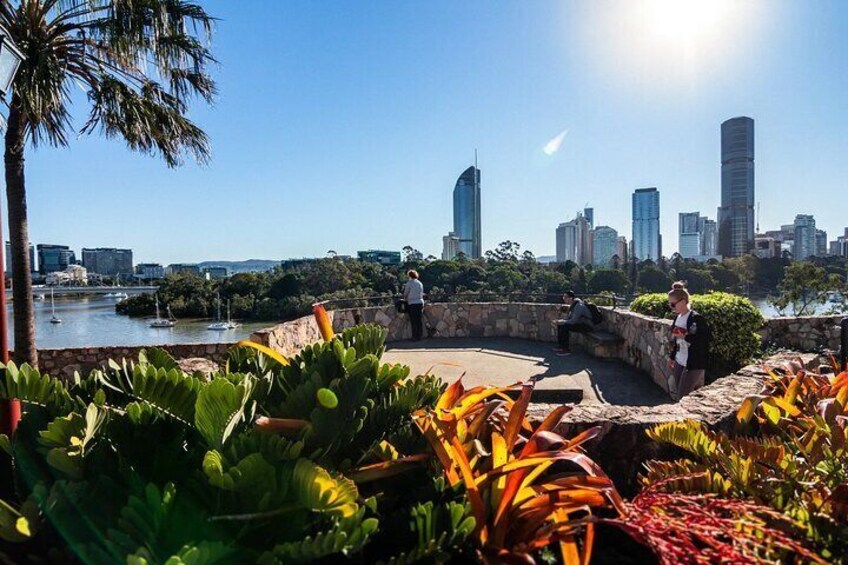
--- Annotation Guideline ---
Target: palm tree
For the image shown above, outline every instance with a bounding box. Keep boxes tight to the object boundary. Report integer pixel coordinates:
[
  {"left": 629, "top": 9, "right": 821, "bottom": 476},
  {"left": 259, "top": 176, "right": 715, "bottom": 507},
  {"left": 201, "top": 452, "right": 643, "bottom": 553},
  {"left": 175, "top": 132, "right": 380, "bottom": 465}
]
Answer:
[{"left": 2, "top": 0, "right": 216, "bottom": 365}]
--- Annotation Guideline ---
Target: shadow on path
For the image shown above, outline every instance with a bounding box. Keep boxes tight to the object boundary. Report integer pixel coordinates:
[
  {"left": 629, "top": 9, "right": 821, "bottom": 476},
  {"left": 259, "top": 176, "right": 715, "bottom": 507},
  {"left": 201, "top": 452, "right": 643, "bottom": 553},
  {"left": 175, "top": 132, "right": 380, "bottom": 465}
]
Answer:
[{"left": 385, "top": 337, "right": 670, "bottom": 407}]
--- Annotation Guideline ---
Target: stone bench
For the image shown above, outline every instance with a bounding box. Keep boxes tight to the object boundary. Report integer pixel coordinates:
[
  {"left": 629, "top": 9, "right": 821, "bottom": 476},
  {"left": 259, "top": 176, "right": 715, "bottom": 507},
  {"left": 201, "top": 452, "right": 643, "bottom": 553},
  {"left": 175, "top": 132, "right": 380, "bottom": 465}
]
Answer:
[{"left": 572, "top": 329, "right": 624, "bottom": 358}]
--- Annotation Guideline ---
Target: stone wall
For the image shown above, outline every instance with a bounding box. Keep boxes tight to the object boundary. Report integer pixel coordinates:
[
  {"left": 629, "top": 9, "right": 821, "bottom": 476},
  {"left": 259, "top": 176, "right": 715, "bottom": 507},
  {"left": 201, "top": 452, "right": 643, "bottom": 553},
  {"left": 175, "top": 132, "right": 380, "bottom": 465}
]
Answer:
[
  {"left": 759, "top": 315, "right": 843, "bottom": 352},
  {"left": 250, "top": 311, "right": 329, "bottom": 357},
  {"left": 37, "top": 342, "right": 233, "bottom": 377}
]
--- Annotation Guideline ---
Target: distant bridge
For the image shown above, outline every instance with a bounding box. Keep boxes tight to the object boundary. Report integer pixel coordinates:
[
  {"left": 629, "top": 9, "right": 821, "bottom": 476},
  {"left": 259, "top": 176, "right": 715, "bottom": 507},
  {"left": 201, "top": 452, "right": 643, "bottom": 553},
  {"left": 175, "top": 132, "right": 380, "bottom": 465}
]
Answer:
[{"left": 33, "top": 286, "right": 158, "bottom": 297}]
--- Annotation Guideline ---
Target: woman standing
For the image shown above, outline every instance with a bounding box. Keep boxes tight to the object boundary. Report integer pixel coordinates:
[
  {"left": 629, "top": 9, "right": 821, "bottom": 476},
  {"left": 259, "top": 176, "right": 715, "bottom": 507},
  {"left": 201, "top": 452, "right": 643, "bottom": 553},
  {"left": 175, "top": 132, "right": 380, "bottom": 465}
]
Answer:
[
  {"left": 667, "top": 282, "right": 711, "bottom": 400},
  {"left": 403, "top": 270, "right": 425, "bottom": 341}
]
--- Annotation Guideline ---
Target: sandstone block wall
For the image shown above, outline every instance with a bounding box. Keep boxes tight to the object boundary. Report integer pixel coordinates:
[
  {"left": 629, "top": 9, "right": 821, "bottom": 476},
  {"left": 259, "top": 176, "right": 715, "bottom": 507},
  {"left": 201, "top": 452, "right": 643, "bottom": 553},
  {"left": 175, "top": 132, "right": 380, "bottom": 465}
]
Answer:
[
  {"left": 759, "top": 314, "right": 843, "bottom": 352},
  {"left": 250, "top": 311, "right": 329, "bottom": 357},
  {"left": 35, "top": 342, "right": 233, "bottom": 377}
]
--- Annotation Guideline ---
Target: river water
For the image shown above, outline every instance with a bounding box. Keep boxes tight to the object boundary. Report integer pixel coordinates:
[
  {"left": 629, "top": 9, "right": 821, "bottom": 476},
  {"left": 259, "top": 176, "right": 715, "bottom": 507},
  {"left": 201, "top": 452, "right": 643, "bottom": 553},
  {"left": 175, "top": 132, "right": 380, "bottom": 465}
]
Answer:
[
  {"left": 2, "top": 295, "right": 843, "bottom": 351},
  {"left": 5, "top": 294, "right": 270, "bottom": 350}
]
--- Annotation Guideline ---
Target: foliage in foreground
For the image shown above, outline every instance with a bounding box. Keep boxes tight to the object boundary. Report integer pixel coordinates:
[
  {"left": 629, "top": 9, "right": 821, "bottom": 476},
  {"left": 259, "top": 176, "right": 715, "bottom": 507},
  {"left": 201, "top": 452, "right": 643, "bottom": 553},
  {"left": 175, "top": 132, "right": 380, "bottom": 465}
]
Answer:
[
  {"left": 641, "top": 359, "right": 848, "bottom": 563},
  {"left": 0, "top": 325, "right": 459, "bottom": 563},
  {"left": 629, "top": 291, "right": 764, "bottom": 373}
]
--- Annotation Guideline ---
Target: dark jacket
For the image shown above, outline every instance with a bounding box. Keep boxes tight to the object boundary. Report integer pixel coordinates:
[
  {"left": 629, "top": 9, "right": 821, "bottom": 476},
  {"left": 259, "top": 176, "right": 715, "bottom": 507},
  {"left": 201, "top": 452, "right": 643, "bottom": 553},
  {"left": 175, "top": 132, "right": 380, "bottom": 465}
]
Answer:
[
  {"left": 565, "top": 298, "right": 595, "bottom": 327},
  {"left": 668, "top": 310, "right": 711, "bottom": 371}
]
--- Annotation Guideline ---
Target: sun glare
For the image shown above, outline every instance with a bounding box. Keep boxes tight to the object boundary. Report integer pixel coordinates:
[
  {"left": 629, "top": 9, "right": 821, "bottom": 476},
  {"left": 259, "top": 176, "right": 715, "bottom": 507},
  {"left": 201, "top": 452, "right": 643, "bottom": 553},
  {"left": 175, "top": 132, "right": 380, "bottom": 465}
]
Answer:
[
  {"left": 573, "top": 0, "right": 764, "bottom": 89},
  {"left": 643, "top": 0, "right": 733, "bottom": 45}
]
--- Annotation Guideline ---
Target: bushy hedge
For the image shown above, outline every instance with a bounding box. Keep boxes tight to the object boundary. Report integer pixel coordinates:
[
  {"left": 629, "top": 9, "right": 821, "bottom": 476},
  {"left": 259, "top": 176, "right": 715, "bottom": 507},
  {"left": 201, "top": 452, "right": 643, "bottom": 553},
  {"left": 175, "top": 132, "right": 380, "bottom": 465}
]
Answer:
[{"left": 630, "top": 292, "right": 764, "bottom": 374}]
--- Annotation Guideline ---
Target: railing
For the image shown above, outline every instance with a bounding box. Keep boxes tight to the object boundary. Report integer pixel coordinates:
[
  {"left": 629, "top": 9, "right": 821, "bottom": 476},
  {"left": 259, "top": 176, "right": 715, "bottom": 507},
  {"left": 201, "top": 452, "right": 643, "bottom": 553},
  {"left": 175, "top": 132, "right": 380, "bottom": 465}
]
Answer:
[{"left": 314, "top": 292, "right": 627, "bottom": 311}]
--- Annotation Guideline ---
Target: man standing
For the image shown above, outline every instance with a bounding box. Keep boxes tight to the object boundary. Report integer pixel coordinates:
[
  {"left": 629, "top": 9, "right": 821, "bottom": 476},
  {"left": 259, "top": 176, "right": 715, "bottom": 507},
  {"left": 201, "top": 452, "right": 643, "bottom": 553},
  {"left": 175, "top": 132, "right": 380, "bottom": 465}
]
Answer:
[
  {"left": 403, "top": 270, "right": 425, "bottom": 341},
  {"left": 554, "top": 291, "right": 594, "bottom": 355}
]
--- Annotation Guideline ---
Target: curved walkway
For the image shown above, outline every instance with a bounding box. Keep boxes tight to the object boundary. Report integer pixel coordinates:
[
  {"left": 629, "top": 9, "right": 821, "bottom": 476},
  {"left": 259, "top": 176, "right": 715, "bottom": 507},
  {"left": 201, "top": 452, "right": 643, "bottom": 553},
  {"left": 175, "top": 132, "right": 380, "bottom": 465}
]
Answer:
[{"left": 384, "top": 337, "right": 670, "bottom": 406}]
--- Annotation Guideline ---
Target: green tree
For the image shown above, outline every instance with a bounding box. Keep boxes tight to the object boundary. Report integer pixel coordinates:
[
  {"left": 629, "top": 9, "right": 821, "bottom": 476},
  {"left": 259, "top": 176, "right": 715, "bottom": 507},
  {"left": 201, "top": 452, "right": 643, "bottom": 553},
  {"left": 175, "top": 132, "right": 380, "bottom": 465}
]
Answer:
[
  {"left": 588, "top": 269, "right": 629, "bottom": 294},
  {"left": 635, "top": 266, "right": 671, "bottom": 293},
  {"left": 485, "top": 240, "right": 522, "bottom": 262},
  {"left": 770, "top": 261, "right": 846, "bottom": 316},
  {"left": 3, "top": 0, "right": 216, "bottom": 365}
]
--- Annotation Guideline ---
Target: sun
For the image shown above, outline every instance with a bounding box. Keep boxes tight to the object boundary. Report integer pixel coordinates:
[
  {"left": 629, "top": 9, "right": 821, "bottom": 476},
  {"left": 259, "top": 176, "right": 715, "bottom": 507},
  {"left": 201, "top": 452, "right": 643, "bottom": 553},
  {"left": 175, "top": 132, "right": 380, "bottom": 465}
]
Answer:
[
  {"left": 571, "top": 0, "right": 760, "bottom": 88},
  {"left": 640, "top": 0, "right": 734, "bottom": 47}
]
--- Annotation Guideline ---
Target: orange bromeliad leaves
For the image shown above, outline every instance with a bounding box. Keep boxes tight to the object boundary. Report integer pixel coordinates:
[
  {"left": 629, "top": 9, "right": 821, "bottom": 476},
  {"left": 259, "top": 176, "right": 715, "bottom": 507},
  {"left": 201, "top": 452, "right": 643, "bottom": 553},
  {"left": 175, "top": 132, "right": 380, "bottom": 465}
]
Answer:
[
  {"left": 312, "top": 303, "right": 335, "bottom": 341},
  {"left": 414, "top": 378, "right": 622, "bottom": 564}
]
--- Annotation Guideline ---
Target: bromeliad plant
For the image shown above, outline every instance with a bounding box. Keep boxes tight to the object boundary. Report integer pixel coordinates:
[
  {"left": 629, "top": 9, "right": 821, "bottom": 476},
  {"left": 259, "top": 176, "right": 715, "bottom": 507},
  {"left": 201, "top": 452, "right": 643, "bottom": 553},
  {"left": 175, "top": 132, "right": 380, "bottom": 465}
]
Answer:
[
  {"left": 413, "top": 378, "right": 625, "bottom": 563},
  {"left": 637, "top": 359, "right": 847, "bottom": 563}
]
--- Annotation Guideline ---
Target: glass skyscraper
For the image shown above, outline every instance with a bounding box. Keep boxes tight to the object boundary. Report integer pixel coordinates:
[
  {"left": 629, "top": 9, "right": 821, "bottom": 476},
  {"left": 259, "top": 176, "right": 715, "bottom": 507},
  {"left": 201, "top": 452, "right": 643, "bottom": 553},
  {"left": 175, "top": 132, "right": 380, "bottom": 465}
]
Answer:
[
  {"left": 632, "top": 188, "right": 660, "bottom": 262},
  {"left": 453, "top": 166, "right": 481, "bottom": 258},
  {"left": 718, "top": 116, "right": 755, "bottom": 257}
]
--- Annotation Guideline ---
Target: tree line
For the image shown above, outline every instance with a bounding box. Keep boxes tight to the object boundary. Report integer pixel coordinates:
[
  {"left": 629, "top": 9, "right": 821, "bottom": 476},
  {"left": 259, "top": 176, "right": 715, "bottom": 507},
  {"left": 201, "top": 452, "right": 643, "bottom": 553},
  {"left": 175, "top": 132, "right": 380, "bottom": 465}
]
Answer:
[{"left": 117, "top": 241, "right": 848, "bottom": 322}]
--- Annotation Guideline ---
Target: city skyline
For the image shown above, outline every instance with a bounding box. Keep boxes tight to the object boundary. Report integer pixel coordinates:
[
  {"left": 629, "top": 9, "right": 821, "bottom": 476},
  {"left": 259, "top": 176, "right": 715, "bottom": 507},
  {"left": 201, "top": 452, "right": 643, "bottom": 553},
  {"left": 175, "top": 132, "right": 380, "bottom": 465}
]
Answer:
[{"left": 19, "top": 2, "right": 848, "bottom": 263}]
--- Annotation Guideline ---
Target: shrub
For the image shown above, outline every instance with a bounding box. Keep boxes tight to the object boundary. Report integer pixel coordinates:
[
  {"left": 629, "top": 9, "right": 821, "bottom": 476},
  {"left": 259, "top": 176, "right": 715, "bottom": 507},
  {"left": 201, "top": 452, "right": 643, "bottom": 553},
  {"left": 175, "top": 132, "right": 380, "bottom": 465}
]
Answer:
[
  {"left": 639, "top": 361, "right": 848, "bottom": 563},
  {"left": 630, "top": 292, "right": 764, "bottom": 373}
]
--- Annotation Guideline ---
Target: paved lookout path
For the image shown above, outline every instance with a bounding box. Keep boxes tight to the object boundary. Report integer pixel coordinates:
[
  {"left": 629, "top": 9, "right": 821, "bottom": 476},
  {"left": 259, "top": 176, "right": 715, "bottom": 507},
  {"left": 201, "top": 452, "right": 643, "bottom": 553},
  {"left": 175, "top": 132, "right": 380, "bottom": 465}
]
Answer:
[{"left": 383, "top": 337, "right": 671, "bottom": 406}]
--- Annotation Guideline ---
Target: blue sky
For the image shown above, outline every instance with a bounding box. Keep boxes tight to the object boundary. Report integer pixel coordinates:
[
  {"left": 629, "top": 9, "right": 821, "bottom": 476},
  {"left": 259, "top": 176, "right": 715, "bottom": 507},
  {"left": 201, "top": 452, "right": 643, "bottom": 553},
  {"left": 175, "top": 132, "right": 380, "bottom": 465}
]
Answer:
[{"left": 19, "top": 1, "right": 848, "bottom": 264}]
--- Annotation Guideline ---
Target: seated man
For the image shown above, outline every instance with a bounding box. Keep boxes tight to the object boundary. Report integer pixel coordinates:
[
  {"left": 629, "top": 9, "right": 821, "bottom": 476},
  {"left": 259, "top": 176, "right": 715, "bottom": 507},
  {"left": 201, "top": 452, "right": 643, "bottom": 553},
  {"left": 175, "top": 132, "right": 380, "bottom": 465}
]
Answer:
[{"left": 554, "top": 291, "right": 594, "bottom": 356}]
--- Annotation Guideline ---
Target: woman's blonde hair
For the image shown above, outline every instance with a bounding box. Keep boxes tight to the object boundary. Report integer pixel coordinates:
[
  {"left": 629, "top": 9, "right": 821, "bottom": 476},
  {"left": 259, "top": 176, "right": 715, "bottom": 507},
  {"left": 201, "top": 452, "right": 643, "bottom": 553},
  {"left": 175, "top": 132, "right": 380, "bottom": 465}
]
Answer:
[{"left": 668, "top": 281, "right": 690, "bottom": 303}]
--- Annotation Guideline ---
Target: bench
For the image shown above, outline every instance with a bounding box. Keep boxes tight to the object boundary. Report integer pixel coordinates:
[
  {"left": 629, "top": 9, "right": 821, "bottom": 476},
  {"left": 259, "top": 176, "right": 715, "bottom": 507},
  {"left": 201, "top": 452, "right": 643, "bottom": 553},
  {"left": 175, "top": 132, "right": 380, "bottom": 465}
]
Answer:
[
  {"left": 574, "top": 330, "right": 624, "bottom": 358},
  {"left": 551, "top": 319, "right": 624, "bottom": 358}
]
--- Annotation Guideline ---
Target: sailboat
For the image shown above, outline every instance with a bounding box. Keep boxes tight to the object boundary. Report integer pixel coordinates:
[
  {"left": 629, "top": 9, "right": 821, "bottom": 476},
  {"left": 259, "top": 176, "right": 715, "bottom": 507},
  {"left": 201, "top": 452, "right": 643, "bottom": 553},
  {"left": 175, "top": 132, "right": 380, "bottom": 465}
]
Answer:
[
  {"left": 49, "top": 288, "right": 61, "bottom": 324},
  {"left": 207, "top": 293, "right": 230, "bottom": 331},
  {"left": 226, "top": 300, "right": 240, "bottom": 329},
  {"left": 150, "top": 295, "right": 176, "bottom": 328}
]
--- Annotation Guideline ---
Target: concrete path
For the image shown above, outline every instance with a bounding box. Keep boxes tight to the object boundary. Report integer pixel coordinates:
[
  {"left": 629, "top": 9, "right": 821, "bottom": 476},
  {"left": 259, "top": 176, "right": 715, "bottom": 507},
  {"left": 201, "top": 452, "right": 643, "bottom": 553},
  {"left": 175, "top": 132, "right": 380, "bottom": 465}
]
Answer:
[{"left": 383, "top": 337, "right": 671, "bottom": 406}]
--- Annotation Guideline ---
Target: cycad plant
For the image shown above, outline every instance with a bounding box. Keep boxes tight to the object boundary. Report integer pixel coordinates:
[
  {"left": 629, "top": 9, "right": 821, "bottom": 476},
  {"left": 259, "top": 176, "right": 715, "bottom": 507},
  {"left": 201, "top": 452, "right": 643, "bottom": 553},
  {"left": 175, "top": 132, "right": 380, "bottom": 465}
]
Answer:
[
  {"left": 0, "top": 325, "right": 457, "bottom": 562},
  {"left": 1, "top": 0, "right": 216, "bottom": 364}
]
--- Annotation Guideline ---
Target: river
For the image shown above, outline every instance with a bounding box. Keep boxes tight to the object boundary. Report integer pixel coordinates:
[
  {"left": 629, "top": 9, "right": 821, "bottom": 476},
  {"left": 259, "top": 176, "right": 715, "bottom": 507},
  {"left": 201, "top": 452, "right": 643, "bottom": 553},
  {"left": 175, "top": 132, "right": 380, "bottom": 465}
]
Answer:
[
  {"left": 2, "top": 295, "right": 844, "bottom": 351},
  {"left": 5, "top": 294, "right": 270, "bottom": 350}
]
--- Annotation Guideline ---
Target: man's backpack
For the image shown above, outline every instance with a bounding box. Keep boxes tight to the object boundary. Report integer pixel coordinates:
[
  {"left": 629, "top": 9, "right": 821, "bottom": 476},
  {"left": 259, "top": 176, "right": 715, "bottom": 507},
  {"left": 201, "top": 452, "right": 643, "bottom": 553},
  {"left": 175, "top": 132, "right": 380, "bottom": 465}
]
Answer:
[{"left": 586, "top": 302, "right": 603, "bottom": 325}]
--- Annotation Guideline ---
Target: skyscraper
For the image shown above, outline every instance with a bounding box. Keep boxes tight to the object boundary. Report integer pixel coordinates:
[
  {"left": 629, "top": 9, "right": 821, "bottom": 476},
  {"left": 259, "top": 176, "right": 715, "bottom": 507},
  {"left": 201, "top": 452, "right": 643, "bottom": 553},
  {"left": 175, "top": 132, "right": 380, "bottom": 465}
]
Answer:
[
  {"left": 555, "top": 212, "right": 592, "bottom": 265},
  {"left": 816, "top": 230, "right": 828, "bottom": 257},
  {"left": 679, "top": 212, "right": 702, "bottom": 259},
  {"left": 701, "top": 217, "right": 718, "bottom": 256},
  {"left": 453, "top": 165, "right": 481, "bottom": 259},
  {"left": 632, "top": 188, "right": 660, "bottom": 262},
  {"left": 718, "top": 116, "right": 755, "bottom": 257},
  {"left": 442, "top": 232, "right": 460, "bottom": 260},
  {"left": 592, "top": 226, "right": 618, "bottom": 267},
  {"left": 793, "top": 214, "right": 817, "bottom": 260}
]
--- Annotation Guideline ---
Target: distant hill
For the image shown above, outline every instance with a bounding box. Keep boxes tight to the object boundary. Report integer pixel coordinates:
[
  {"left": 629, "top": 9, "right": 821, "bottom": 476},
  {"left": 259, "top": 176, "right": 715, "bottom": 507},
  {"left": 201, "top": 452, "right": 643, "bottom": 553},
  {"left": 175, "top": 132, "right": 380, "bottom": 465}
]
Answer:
[
  {"left": 197, "top": 259, "right": 279, "bottom": 274},
  {"left": 536, "top": 255, "right": 557, "bottom": 264}
]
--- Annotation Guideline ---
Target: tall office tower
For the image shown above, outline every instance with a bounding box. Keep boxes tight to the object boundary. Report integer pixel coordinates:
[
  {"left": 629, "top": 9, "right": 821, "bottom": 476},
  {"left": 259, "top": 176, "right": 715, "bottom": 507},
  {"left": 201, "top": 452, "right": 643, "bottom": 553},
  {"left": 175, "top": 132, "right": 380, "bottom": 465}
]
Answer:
[
  {"left": 615, "top": 236, "right": 629, "bottom": 265},
  {"left": 815, "top": 230, "right": 828, "bottom": 257},
  {"left": 632, "top": 188, "right": 661, "bottom": 262},
  {"left": 441, "top": 232, "right": 460, "bottom": 260},
  {"left": 555, "top": 211, "right": 593, "bottom": 265},
  {"left": 583, "top": 207, "right": 594, "bottom": 230},
  {"left": 718, "top": 116, "right": 755, "bottom": 257},
  {"left": 678, "top": 212, "right": 702, "bottom": 259},
  {"left": 453, "top": 165, "right": 482, "bottom": 259},
  {"left": 592, "top": 226, "right": 618, "bottom": 267},
  {"left": 701, "top": 217, "right": 717, "bottom": 256},
  {"left": 793, "top": 214, "right": 817, "bottom": 260},
  {"left": 555, "top": 221, "right": 578, "bottom": 263}
]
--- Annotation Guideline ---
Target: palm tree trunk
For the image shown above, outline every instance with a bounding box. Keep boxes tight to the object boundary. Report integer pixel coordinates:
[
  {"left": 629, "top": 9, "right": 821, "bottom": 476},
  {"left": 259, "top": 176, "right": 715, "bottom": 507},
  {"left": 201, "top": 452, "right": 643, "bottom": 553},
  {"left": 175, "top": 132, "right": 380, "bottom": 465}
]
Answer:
[{"left": 4, "top": 94, "right": 37, "bottom": 366}]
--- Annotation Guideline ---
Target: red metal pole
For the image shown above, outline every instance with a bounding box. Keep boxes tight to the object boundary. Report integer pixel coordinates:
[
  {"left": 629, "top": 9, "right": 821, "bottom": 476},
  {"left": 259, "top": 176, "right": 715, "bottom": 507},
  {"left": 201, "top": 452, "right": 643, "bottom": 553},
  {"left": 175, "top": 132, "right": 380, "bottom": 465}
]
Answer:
[{"left": 0, "top": 210, "right": 20, "bottom": 436}]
